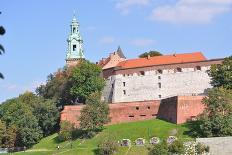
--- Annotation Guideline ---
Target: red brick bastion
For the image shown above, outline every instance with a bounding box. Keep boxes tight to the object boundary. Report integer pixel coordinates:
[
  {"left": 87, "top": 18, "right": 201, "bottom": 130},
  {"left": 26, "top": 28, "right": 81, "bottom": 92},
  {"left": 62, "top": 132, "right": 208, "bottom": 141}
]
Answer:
[{"left": 60, "top": 95, "right": 205, "bottom": 126}]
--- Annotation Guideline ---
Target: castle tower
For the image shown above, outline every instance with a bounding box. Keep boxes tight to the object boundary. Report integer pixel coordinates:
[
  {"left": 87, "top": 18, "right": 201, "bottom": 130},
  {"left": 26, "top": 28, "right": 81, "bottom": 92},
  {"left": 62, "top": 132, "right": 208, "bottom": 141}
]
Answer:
[{"left": 66, "top": 15, "right": 85, "bottom": 67}]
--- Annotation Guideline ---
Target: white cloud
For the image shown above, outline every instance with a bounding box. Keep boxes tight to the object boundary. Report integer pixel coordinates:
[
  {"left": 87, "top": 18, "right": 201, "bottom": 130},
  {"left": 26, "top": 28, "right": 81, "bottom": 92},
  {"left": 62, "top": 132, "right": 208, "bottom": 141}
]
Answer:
[
  {"left": 130, "top": 38, "right": 155, "bottom": 46},
  {"left": 149, "top": 0, "right": 232, "bottom": 24},
  {"left": 99, "top": 36, "right": 115, "bottom": 44},
  {"left": 115, "top": 0, "right": 151, "bottom": 14}
]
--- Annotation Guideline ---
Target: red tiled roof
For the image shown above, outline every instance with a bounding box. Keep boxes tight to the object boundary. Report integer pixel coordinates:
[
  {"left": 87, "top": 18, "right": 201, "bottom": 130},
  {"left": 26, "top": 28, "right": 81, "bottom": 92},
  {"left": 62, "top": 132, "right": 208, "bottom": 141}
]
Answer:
[{"left": 116, "top": 52, "right": 206, "bottom": 69}]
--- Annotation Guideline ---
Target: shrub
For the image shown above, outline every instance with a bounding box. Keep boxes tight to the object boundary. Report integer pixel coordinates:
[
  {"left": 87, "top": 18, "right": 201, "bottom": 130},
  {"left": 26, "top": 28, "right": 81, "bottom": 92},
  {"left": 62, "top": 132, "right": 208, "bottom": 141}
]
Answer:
[
  {"left": 58, "top": 121, "right": 74, "bottom": 142},
  {"left": 168, "top": 140, "right": 184, "bottom": 154},
  {"left": 149, "top": 142, "right": 168, "bottom": 155},
  {"left": 196, "top": 142, "right": 210, "bottom": 154},
  {"left": 97, "top": 138, "right": 118, "bottom": 155}
]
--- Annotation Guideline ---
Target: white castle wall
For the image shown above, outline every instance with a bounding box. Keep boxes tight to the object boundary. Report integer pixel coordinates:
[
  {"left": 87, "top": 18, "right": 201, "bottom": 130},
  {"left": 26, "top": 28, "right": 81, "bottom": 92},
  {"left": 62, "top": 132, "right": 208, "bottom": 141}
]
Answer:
[{"left": 102, "top": 66, "right": 212, "bottom": 103}]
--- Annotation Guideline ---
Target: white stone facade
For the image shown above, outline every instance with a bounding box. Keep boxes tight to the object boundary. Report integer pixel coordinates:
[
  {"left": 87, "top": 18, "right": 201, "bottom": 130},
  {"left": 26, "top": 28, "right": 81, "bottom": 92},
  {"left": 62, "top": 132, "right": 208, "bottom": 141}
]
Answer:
[{"left": 103, "top": 66, "right": 212, "bottom": 103}]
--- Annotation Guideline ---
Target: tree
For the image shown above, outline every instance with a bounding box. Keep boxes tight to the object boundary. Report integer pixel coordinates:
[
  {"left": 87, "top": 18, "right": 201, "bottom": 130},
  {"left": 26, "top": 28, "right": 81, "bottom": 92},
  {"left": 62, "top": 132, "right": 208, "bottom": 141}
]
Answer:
[
  {"left": 4, "top": 124, "right": 17, "bottom": 148},
  {"left": 209, "top": 56, "right": 232, "bottom": 89},
  {"left": 0, "top": 97, "right": 43, "bottom": 147},
  {"left": 58, "top": 121, "right": 74, "bottom": 142},
  {"left": 36, "top": 71, "right": 74, "bottom": 107},
  {"left": 17, "top": 92, "right": 59, "bottom": 136},
  {"left": 70, "top": 61, "right": 105, "bottom": 103},
  {"left": 0, "top": 119, "right": 6, "bottom": 146},
  {"left": 32, "top": 99, "right": 59, "bottom": 136},
  {"left": 79, "top": 92, "right": 110, "bottom": 131},
  {"left": 197, "top": 87, "right": 232, "bottom": 137},
  {"left": 139, "top": 51, "right": 162, "bottom": 58},
  {"left": 0, "top": 11, "right": 6, "bottom": 79}
]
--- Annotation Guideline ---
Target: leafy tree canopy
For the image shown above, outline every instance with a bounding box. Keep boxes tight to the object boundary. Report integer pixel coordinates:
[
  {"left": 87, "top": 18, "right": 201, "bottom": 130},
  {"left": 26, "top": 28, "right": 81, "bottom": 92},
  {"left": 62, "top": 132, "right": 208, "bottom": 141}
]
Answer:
[
  {"left": 79, "top": 92, "right": 110, "bottom": 131},
  {"left": 139, "top": 51, "right": 162, "bottom": 58},
  {"left": 197, "top": 87, "right": 232, "bottom": 137},
  {"left": 37, "top": 60, "right": 105, "bottom": 105},
  {"left": 0, "top": 92, "right": 59, "bottom": 147},
  {"left": 70, "top": 61, "right": 105, "bottom": 103},
  {"left": 209, "top": 56, "right": 232, "bottom": 89}
]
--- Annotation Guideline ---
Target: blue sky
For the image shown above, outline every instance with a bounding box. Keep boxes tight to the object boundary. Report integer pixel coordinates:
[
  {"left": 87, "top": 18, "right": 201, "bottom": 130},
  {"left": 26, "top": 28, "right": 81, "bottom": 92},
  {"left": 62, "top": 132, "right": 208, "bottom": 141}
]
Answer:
[{"left": 1, "top": 0, "right": 232, "bottom": 103}]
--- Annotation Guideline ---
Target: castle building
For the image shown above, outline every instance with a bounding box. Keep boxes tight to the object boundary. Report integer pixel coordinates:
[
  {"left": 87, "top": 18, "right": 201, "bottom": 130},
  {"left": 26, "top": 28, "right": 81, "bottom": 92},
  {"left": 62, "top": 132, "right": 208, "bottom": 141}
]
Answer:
[
  {"left": 66, "top": 15, "right": 85, "bottom": 67},
  {"left": 101, "top": 52, "right": 223, "bottom": 103},
  {"left": 61, "top": 17, "right": 224, "bottom": 126}
]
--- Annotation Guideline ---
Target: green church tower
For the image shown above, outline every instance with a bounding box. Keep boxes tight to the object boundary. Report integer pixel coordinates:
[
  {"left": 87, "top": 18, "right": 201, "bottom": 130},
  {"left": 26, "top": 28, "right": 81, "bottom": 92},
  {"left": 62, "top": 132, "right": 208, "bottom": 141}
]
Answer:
[{"left": 66, "top": 15, "right": 85, "bottom": 66}]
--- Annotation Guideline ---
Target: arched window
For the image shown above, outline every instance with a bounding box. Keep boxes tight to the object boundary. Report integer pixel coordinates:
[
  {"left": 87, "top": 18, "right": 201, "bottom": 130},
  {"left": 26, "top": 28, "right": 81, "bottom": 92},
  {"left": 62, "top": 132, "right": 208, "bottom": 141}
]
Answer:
[{"left": 73, "top": 27, "right": 76, "bottom": 33}]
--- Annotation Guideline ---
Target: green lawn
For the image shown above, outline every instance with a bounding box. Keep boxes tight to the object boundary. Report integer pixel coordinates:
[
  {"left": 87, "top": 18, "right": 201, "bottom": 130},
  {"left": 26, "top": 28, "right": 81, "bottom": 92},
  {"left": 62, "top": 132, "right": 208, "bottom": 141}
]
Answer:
[{"left": 12, "top": 119, "right": 192, "bottom": 155}]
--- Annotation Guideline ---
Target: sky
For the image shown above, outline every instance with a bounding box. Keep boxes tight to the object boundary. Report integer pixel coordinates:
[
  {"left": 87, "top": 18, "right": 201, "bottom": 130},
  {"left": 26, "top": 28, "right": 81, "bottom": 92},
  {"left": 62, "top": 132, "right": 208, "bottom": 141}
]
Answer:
[{"left": 0, "top": 0, "right": 232, "bottom": 103}]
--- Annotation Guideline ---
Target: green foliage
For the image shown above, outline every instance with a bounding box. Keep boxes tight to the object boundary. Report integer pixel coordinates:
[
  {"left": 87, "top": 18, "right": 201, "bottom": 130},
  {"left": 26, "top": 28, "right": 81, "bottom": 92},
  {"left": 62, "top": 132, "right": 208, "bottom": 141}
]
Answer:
[
  {"left": 58, "top": 121, "right": 74, "bottom": 142},
  {"left": 36, "top": 60, "right": 105, "bottom": 106},
  {"left": 139, "top": 51, "right": 162, "bottom": 58},
  {"left": 36, "top": 71, "right": 74, "bottom": 107},
  {"left": 149, "top": 142, "right": 168, "bottom": 155},
  {"left": 196, "top": 142, "right": 210, "bottom": 154},
  {"left": 0, "top": 92, "right": 59, "bottom": 147},
  {"left": 3, "top": 124, "right": 17, "bottom": 148},
  {"left": 0, "top": 119, "right": 6, "bottom": 146},
  {"left": 96, "top": 138, "right": 119, "bottom": 155},
  {"left": 168, "top": 140, "right": 184, "bottom": 154},
  {"left": 197, "top": 87, "right": 232, "bottom": 137},
  {"left": 79, "top": 92, "right": 110, "bottom": 131},
  {"left": 209, "top": 56, "right": 232, "bottom": 89},
  {"left": 32, "top": 99, "right": 59, "bottom": 136},
  {"left": 70, "top": 61, "right": 105, "bottom": 103}
]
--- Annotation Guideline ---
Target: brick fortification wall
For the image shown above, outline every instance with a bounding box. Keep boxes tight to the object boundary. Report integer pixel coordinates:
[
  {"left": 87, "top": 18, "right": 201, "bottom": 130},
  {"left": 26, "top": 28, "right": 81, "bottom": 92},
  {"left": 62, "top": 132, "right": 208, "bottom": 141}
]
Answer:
[
  {"left": 60, "top": 96, "right": 205, "bottom": 126},
  {"left": 157, "top": 96, "right": 205, "bottom": 124}
]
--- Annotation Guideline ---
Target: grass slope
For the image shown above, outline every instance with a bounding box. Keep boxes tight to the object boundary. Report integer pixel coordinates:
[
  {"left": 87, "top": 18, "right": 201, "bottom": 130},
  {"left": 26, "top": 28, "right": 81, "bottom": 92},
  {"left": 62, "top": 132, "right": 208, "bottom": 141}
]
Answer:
[{"left": 13, "top": 119, "right": 191, "bottom": 155}]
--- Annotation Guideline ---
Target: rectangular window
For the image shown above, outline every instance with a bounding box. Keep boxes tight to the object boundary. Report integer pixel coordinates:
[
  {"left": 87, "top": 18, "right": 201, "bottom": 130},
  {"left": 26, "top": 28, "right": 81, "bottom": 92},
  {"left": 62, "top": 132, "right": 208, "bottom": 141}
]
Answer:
[
  {"left": 123, "top": 82, "right": 126, "bottom": 87},
  {"left": 140, "top": 71, "right": 145, "bottom": 76},
  {"left": 112, "top": 83, "right": 114, "bottom": 88},
  {"left": 158, "top": 82, "right": 161, "bottom": 88},
  {"left": 159, "top": 95, "right": 161, "bottom": 98},
  {"left": 73, "top": 45, "right": 76, "bottom": 51},
  {"left": 123, "top": 90, "right": 126, "bottom": 95},
  {"left": 158, "top": 69, "right": 163, "bottom": 74},
  {"left": 158, "top": 76, "right": 161, "bottom": 80}
]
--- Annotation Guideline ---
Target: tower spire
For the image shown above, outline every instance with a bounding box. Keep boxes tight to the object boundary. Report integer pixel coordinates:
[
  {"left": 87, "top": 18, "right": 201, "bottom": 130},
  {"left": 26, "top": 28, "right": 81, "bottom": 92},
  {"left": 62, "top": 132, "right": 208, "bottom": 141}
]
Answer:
[{"left": 66, "top": 14, "right": 85, "bottom": 66}]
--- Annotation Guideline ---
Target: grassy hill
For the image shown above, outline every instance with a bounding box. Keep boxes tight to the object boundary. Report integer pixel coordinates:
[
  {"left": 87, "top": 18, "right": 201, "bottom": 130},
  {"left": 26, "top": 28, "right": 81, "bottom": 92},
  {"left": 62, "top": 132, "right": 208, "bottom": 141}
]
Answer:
[{"left": 13, "top": 119, "right": 192, "bottom": 155}]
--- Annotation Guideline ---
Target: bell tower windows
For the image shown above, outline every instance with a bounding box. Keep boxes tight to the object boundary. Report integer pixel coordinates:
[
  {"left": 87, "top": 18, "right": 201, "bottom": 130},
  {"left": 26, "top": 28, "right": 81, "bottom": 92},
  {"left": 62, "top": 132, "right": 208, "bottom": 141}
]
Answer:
[
  {"left": 73, "top": 45, "right": 76, "bottom": 51},
  {"left": 73, "top": 27, "right": 76, "bottom": 33}
]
